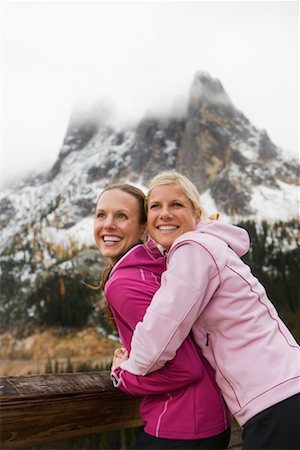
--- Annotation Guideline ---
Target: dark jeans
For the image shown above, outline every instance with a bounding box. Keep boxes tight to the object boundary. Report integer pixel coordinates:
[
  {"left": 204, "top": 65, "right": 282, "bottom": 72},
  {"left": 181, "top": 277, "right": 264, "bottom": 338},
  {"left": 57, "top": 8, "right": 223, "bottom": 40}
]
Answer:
[
  {"left": 133, "top": 427, "right": 231, "bottom": 449},
  {"left": 242, "top": 393, "right": 300, "bottom": 449}
]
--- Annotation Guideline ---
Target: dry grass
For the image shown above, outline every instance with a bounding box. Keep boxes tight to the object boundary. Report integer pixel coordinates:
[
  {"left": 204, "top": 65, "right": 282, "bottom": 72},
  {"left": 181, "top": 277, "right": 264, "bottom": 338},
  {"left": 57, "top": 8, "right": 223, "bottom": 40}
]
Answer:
[{"left": 0, "top": 328, "right": 121, "bottom": 376}]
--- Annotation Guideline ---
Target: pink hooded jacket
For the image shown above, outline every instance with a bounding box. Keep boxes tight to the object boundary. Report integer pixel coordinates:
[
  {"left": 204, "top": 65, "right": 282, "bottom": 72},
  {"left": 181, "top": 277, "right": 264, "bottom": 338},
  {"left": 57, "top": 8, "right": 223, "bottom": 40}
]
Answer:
[
  {"left": 106, "top": 239, "right": 231, "bottom": 439},
  {"left": 121, "top": 221, "right": 300, "bottom": 427}
]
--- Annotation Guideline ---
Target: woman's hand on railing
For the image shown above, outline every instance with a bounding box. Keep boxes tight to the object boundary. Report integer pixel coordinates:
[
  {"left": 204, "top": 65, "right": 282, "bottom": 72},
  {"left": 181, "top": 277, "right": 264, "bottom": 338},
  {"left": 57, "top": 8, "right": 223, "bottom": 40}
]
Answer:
[{"left": 111, "top": 347, "right": 129, "bottom": 371}]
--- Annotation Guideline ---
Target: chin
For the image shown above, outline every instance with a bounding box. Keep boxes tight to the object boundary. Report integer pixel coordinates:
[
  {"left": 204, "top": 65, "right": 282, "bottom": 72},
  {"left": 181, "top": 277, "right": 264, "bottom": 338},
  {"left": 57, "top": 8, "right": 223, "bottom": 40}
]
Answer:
[
  {"left": 160, "top": 241, "right": 172, "bottom": 250},
  {"left": 101, "top": 249, "right": 115, "bottom": 259}
]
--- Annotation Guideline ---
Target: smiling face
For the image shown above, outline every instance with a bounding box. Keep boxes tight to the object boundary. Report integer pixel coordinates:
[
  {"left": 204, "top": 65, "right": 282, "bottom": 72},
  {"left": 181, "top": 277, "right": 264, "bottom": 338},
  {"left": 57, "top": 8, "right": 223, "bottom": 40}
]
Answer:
[
  {"left": 147, "top": 183, "right": 201, "bottom": 251},
  {"left": 94, "top": 189, "right": 147, "bottom": 264}
]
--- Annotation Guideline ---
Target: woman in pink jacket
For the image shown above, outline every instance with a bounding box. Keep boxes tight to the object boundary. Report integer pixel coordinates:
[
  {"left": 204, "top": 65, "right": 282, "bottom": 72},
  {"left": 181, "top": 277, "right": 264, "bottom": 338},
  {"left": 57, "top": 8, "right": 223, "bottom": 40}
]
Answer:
[
  {"left": 94, "top": 183, "right": 231, "bottom": 449},
  {"left": 117, "top": 171, "right": 300, "bottom": 450}
]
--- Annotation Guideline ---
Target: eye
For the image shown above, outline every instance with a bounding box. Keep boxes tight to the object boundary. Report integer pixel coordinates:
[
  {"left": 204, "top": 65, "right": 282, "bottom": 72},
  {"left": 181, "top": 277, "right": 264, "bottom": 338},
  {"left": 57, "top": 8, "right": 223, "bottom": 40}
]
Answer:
[
  {"left": 172, "top": 202, "right": 184, "bottom": 208},
  {"left": 117, "top": 213, "right": 127, "bottom": 219},
  {"left": 96, "top": 211, "right": 105, "bottom": 219},
  {"left": 149, "top": 203, "right": 160, "bottom": 210}
]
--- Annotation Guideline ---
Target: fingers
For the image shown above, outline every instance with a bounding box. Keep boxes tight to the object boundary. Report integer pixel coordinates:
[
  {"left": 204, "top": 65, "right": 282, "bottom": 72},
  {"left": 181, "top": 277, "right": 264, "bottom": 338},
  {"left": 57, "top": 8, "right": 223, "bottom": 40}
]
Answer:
[
  {"left": 111, "top": 347, "right": 129, "bottom": 372},
  {"left": 114, "top": 347, "right": 128, "bottom": 358}
]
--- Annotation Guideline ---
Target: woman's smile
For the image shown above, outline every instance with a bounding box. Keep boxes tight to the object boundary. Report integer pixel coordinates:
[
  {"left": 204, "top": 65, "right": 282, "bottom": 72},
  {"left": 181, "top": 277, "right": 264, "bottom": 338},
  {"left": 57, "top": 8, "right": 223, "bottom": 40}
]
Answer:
[
  {"left": 102, "top": 235, "right": 122, "bottom": 243},
  {"left": 157, "top": 225, "right": 179, "bottom": 231},
  {"left": 94, "top": 189, "right": 146, "bottom": 263},
  {"left": 148, "top": 184, "right": 201, "bottom": 251}
]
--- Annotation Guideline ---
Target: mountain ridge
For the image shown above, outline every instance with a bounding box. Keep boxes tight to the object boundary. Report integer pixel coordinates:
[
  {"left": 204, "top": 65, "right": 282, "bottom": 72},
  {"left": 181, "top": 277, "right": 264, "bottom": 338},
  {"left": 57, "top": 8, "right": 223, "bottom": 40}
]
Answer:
[{"left": 1, "top": 71, "right": 299, "bottom": 333}]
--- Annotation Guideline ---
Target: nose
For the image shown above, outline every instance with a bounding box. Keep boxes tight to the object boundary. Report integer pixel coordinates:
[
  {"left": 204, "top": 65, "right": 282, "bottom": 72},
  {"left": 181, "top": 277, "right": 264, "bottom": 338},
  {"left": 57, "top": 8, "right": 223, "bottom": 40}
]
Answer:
[
  {"left": 103, "top": 214, "right": 117, "bottom": 228},
  {"left": 159, "top": 206, "right": 173, "bottom": 219}
]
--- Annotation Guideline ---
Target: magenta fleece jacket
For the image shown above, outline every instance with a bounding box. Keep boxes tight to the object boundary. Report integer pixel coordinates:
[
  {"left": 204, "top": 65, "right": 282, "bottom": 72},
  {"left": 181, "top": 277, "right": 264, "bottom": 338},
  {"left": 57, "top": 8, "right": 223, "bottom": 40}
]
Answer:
[
  {"left": 106, "top": 239, "right": 231, "bottom": 439},
  {"left": 121, "top": 222, "right": 300, "bottom": 427}
]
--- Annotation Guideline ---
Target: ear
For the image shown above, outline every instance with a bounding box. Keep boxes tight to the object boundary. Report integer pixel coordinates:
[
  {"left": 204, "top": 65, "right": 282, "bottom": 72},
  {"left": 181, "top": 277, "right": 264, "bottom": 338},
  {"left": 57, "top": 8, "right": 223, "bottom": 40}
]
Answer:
[
  {"left": 195, "top": 209, "right": 202, "bottom": 224},
  {"left": 140, "top": 224, "right": 148, "bottom": 242}
]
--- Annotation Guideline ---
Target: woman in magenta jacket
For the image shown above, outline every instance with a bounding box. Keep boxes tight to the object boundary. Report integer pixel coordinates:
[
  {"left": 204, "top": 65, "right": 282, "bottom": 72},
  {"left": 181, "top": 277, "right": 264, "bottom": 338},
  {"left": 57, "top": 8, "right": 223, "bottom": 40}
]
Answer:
[
  {"left": 116, "top": 171, "right": 300, "bottom": 450},
  {"left": 94, "top": 183, "right": 231, "bottom": 449}
]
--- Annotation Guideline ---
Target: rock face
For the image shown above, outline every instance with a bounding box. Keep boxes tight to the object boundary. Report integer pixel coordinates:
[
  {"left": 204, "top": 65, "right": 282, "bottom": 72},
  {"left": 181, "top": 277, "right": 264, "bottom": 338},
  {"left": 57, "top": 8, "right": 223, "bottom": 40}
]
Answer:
[
  {"left": 177, "top": 72, "right": 238, "bottom": 191},
  {"left": 175, "top": 72, "right": 297, "bottom": 215},
  {"left": 0, "top": 71, "right": 299, "bottom": 332},
  {"left": 130, "top": 117, "right": 184, "bottom": 183}
]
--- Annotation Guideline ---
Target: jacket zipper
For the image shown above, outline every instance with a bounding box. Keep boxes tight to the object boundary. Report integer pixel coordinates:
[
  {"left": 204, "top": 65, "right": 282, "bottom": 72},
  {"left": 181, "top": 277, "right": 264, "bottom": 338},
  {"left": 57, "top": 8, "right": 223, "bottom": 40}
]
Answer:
[
  {"left": 155, "top": 393, "right": 172, "bottom": 437},
  {"left": 206, "top": 333, "right": 210, "bottom": 346}
]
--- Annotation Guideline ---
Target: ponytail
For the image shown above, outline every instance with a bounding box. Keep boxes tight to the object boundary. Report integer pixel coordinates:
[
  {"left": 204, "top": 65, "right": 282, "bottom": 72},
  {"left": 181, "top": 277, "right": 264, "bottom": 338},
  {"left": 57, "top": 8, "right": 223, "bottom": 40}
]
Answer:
[
  {"left": 100, "top": 264, "right": 118, "bottom": 331},
  {"left": 83, "top": 263, "right": 117, "bottom": 331},
  {"left": 208, "top": 212, "right": 220, "bottom": 221}
]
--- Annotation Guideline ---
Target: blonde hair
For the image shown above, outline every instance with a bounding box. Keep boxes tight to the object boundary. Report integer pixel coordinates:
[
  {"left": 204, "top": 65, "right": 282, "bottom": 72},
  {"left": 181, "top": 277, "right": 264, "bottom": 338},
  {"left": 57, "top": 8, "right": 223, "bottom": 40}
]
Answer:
[{"left": 147, "top": 170, "right": 217, "bottom": 221}]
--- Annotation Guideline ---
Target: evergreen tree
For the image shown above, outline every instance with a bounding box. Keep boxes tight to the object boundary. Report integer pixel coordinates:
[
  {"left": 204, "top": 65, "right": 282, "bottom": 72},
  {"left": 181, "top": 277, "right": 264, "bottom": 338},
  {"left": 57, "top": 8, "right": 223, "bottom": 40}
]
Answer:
[
  {"left": 238, "top": 219, "right": 300, "bottom": 341},
  {"left": 27, "top": 271, "right": 97, "bottom": 328}
]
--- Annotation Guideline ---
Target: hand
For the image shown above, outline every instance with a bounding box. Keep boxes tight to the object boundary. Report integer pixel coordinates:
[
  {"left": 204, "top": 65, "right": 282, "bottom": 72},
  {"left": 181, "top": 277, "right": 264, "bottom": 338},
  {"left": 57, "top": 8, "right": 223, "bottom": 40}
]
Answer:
[{"left": 111, "top": 347, "right": 129, "bottom": 372}]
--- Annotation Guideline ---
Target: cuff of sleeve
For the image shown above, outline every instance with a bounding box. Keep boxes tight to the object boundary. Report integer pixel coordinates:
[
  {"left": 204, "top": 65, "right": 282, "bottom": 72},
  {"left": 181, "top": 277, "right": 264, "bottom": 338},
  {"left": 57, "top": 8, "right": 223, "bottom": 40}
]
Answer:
[
  {"left": 110, "top": 369, "right": 123, "bottom": 388},
  {"left": 120, "top": 359, "right": 147, "bottom": 375}
]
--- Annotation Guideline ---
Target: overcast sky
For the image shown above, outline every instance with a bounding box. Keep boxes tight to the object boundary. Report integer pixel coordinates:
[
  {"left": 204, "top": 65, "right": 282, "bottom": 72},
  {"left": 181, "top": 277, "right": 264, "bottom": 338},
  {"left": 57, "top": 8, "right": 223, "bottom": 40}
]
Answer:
[{"left": 1, "top": 0, "right": 299, "bottom": 188}]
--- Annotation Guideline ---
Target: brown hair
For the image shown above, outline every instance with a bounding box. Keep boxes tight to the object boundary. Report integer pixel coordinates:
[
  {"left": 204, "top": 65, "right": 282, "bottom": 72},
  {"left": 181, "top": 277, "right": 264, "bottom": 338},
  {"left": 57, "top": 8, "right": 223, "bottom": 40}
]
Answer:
[
  {"left": 93, "top": 184, "right": 147, "bottom": 330},
  {"left": 95, "top": 184, "right": 147, "bottom": 227}
]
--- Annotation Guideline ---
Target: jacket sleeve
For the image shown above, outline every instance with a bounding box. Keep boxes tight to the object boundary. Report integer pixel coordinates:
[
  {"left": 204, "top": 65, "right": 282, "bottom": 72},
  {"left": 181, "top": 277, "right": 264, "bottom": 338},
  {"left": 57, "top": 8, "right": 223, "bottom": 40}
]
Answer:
[
  {"left": 120, "top": 240, "right": 221, "bottom": 375},
  {"left": 107, "top": 277, "right": 203, "bottom": 395},
  {"left": 111, "top": 336, "right": 203, "bottom": 396}
]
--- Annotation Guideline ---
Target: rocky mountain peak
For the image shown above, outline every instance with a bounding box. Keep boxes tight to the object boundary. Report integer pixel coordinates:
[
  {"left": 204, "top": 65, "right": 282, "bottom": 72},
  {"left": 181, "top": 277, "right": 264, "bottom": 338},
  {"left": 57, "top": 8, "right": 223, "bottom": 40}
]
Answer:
[
  {"left": 49, "top": 102, "right": 113, "bottom": 180},
  {"left": 188, "top": 71, "right": 234, "bottom": 112},
  {"left": 174, "top": 73, "right": 292, "bottom": 214},
  {"left": 1, "top": 71, "right": 298, "bottom": 239},
  {"left": 1, "top": 70, "right": 299, "bottom": 334}
]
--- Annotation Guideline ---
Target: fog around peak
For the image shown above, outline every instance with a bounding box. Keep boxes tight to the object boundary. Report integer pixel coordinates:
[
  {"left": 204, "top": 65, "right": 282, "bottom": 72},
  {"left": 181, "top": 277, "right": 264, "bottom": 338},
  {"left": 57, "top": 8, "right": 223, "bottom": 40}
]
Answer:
[{"left": 2, "top": 1, "right": 298, "bottom": 189}]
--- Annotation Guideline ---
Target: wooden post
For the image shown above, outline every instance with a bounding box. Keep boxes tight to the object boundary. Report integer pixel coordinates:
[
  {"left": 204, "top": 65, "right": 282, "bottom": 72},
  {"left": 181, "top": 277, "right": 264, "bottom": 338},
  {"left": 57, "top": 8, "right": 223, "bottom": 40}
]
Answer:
[{"left": 0, "top": 371, "right": 142, "bottom": 450}]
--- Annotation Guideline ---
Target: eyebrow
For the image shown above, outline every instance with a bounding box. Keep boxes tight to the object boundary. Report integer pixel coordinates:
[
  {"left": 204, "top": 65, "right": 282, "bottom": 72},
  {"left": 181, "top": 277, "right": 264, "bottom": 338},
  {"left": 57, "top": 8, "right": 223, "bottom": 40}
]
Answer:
[
  {"left": 95, "top": 208, "right": 131, "bottom": 213},
  {"left": 149, "top": 198, "right": 185, "bottom": 203}
]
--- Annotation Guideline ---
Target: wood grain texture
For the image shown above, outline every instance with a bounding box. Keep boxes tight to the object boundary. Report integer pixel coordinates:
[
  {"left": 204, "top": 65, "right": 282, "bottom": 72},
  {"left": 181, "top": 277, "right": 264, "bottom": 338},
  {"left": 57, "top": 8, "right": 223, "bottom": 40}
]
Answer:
[
  {"left": 0, "top": 371, "right": 242, "bottom": 449},
  {"left": 0, "top": 371, "right": 142, "bottom": 449}
]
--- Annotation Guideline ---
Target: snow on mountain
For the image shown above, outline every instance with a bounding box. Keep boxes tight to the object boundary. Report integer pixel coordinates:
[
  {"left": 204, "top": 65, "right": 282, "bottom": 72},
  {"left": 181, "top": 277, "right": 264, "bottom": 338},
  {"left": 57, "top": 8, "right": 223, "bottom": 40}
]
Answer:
[
  {"left": 1, "top": 71, "right": 299, "bottom": 251},
  {"left": 0, "top": 71, "right": 299, "bottom": 330}
]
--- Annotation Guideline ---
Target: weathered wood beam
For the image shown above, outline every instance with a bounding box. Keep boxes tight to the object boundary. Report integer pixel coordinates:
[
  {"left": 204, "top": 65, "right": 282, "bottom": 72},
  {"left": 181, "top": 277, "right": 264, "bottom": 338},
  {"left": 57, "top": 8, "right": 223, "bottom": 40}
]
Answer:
[
  {"left": 0, "top": 371, "right": 142, "bottom": 450},
  {"left": 0, "top": 371, "right": 242, "bottom": 450}
]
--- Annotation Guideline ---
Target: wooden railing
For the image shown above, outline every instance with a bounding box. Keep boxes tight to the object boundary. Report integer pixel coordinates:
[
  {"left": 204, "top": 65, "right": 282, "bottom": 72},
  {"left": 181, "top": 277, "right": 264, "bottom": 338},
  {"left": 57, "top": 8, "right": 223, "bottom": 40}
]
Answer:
[{"left": 0, "top": 372, "right": 242, "bottom": 449}]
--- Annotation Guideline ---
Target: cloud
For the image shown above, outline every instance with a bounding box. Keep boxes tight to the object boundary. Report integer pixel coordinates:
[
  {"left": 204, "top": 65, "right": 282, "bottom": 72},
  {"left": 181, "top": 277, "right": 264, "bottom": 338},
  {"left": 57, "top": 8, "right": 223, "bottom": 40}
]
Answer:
[{"left": 2, "top": 1, "right": 298, "bottom": 188}]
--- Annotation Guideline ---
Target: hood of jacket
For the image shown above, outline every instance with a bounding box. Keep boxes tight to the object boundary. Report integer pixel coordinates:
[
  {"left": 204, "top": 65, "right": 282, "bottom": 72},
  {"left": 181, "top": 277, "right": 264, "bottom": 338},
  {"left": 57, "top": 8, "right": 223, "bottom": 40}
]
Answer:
[
  {"left": 194, "top": 220, "right": 250, "bottom": 257},
  {"left": 166, "top": 220, "right": 250, "bottom": 271}
]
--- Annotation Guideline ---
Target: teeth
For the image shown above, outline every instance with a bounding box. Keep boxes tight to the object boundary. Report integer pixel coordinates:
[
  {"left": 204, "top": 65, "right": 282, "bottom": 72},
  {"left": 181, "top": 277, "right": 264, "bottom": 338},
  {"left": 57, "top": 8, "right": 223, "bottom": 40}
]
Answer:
[
  {"left": 103, "top": 236, "right": 121, "bottom": 242},
  {"left": 158, "top": 226, "right": 177, "bottom": 230}
]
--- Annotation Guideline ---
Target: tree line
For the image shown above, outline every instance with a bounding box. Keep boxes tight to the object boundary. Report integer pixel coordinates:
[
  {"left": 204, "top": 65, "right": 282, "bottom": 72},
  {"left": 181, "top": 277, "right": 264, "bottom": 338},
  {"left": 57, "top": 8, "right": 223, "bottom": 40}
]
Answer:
[{"left": 1, "top": 219, "right": 299, "bottom": 341}]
